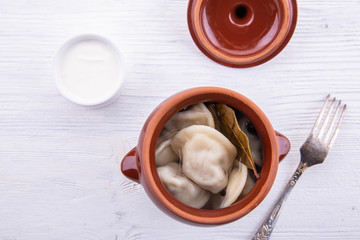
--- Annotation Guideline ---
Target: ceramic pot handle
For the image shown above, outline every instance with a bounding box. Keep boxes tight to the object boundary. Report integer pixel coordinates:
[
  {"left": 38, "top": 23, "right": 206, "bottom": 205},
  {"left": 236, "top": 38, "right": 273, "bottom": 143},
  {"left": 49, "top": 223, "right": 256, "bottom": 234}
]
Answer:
[
  {"left": 121, "top": 147, "right": 140, "bottom": 183},
  {"left": 275, "top": 131, "right": 291, "bottom": 162}
]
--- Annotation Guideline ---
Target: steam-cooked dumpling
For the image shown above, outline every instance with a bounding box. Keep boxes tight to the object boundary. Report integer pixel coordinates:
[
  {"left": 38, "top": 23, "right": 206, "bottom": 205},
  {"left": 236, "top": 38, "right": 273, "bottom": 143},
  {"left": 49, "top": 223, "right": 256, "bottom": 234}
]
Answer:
[
  {"left": 237, "top": 115, "right": 263, "bottom": 166},
  {"left": 157, "top": 162, "right": 210, "bottom": 208},
  {"left": 240, "top": 173, "right": 256, "bottom": 198},
  {"left": 208, "top": 163, "right": 249, "bottom": 209},
  {"left": 155, "top": 139, "right": 178, "bottom": 167},
  {"left": 164, "top": 103, "right": 215, "bottom": 131},
  {"left": 171, "top": 125, "right": 237, "bottom": 194},
  {"left": 220, "top": 162, "right": 248, "bottom": 208}
]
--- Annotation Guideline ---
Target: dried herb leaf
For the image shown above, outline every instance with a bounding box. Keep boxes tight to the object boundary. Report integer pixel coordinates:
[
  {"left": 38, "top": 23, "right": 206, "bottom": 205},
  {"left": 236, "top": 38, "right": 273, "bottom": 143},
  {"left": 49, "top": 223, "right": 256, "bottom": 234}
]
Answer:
[{"left": 214, "top": 104, "right": 259, "bottom": 178}]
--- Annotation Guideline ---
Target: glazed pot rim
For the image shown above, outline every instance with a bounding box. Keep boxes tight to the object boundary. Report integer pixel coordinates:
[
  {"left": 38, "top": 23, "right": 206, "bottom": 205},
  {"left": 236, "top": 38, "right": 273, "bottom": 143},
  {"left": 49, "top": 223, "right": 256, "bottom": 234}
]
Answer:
[
  {"left": 187, "top": 0, "right": 298, "bottom": 68},
  {"left": 141, "top": 87, "right": 279, "bottom": 224}
]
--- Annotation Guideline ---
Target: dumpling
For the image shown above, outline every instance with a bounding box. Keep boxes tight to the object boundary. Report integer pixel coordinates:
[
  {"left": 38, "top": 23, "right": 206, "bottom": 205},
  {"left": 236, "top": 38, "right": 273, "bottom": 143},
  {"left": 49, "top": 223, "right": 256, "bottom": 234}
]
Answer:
[
  {"left": 237, "top": 114, "right": 263, "bottom": 166},
  {"left": 240, "top": 172, "right": 256, "bottom": 198},
  {"left": 156, "top": 103, "right": 215, "bottom": 166},
  {"left": 220, "top": 162, "right": 248, "bottom": 208},
  {"left": 155, "top": 139, "right": 178, "bottom": 167},
  {"left": 171, "top": 125, "right": 237, "bottom": 194},
  {"left": 164, "top": 103, "right": 215, "bottom": 132},
  {"left": 157, "top": 162, "right": 210, "bottom": 208},
  {"left": 207, "top": 163, "right": 249, "bottom": 209}
]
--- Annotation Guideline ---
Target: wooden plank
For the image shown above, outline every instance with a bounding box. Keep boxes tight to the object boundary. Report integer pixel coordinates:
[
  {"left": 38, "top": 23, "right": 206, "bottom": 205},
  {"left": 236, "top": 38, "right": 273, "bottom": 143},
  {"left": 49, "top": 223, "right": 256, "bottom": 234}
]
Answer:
[{"left": 0, "top": 0, "right": 359, "bottom": 239}]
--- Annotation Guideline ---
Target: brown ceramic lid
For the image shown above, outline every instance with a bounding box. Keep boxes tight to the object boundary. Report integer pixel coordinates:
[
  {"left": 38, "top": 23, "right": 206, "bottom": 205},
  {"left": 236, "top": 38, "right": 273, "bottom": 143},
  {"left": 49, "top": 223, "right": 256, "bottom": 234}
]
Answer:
[{"left": 187, "top": 0, "right": 297, "bottom": 68}]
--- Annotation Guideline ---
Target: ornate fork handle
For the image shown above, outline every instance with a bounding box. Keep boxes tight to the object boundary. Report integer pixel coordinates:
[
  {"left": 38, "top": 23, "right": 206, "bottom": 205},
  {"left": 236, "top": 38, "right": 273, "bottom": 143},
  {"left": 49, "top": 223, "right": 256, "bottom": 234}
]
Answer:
[{"left": 252, "top": 161, "right": 308, "bottom": 240}]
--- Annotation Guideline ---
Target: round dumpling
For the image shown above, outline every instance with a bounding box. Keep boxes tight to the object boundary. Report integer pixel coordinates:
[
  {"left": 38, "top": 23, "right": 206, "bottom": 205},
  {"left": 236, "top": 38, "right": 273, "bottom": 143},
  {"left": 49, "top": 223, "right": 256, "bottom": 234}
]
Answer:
[
  {"left": 164, "top": 103, "right": 215, "bottom": 132},
  {"left": 171, "top": 125, "right": 237, "bottom": 194},
  {"left": 208, "top": 163, "right": 249, "bottom": 209},
  {"left": 155, "top": 139, "right": 178, "bottom": 167},
  {"left": 157, "top": 162, "right": 210, "bottom": 208},
  {"left": 240, "top": 172, "right": 256, "bottom": 198},
  {"left": 220, "top": 162, "right": 248, "bottom": 208}
]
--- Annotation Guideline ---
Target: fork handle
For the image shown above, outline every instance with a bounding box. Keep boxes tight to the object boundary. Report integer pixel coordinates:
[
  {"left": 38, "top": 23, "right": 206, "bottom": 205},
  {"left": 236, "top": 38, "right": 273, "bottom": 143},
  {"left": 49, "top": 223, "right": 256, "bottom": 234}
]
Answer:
[{"left": 252, "top": 161, "right": 308, "bottom": 240}]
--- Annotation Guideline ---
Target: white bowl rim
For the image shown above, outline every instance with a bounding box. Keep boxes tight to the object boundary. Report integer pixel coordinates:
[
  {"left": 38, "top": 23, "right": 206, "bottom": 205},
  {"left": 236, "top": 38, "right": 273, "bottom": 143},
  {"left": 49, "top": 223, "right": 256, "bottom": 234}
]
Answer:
[{"left": 54, "top": 34, "right": 125, "bottom": 106}]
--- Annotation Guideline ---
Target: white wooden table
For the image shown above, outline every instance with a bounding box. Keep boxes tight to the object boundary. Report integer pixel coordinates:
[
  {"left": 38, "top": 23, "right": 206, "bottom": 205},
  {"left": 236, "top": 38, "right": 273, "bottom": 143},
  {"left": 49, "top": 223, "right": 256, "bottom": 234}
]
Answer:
[{"left": 1, "top": 0, "right": 359, "bottom": 239}]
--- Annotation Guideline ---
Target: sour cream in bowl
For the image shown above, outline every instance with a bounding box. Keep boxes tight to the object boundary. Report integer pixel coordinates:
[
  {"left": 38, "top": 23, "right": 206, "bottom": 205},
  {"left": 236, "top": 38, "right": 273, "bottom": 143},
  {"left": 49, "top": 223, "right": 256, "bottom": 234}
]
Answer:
[{"left": 54, "top": 34, "right": 125, "bottom": 106}]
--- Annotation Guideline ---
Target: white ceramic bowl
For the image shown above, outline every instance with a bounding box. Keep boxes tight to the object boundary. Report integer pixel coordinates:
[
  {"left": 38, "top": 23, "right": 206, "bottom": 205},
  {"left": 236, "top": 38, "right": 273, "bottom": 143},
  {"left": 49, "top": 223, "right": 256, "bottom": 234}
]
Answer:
[{"left": 54, "top": 34, "right": 125, "bottom": 107}]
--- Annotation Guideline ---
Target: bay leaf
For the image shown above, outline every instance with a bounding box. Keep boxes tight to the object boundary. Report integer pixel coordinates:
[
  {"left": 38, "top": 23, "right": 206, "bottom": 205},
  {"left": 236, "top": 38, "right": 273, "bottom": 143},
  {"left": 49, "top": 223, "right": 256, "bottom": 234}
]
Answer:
[{"left": 214, "top": 103, "right": 259, "bottom": 178}]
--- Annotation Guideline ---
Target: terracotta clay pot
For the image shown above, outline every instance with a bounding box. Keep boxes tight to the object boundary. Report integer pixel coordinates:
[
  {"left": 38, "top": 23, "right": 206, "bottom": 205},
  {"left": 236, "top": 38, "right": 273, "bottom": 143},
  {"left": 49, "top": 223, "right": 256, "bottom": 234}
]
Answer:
[
  {"left": 121, "top": 87, "right": 290, "bottom": 225},
  {"left": 187, "top": 0, "right": 298, "bottom": 68}
]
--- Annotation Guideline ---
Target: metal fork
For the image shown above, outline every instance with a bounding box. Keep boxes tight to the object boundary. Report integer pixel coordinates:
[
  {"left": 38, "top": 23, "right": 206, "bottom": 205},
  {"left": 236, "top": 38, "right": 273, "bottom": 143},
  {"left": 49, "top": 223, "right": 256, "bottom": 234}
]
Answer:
[{"left": 252, "top": 95, "right": 347, "bottom": 240}]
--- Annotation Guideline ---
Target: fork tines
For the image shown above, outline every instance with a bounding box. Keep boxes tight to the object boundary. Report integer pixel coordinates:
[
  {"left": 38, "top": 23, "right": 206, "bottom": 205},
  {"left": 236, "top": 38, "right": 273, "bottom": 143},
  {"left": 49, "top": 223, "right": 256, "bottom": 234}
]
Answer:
[{"left": 311, "top": 94, "right": 347, "bottom": 147}]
